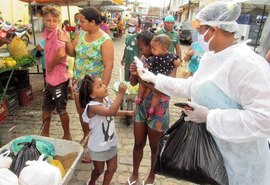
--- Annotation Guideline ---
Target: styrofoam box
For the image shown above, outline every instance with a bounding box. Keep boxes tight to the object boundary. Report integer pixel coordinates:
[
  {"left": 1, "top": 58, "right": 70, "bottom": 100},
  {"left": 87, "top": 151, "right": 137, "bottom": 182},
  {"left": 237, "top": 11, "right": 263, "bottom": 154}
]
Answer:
[{"left": 0, "top": 135, "right": 83, "bottom": 185}]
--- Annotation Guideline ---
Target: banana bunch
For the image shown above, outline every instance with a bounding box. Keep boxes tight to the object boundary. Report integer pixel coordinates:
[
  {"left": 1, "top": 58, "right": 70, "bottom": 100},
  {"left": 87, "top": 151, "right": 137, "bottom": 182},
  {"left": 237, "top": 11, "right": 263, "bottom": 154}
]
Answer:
[{"left": 0, "top": 57, "right": 17, "bottom": 69}]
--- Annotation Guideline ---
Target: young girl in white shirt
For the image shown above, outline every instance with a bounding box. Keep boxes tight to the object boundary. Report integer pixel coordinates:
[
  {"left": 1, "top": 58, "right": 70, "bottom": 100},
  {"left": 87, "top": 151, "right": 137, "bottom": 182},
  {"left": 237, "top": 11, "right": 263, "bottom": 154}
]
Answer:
[{"left": 79, "top": 74, "right": 133, "bottom": 185}]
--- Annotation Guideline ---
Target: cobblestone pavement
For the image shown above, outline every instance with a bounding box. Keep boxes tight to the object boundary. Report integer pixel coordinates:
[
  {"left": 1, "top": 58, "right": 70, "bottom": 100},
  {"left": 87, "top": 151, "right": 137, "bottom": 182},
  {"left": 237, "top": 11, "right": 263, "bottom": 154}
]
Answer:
[{"left": 0, "top": 36, "right": 193, "bottom": 185}]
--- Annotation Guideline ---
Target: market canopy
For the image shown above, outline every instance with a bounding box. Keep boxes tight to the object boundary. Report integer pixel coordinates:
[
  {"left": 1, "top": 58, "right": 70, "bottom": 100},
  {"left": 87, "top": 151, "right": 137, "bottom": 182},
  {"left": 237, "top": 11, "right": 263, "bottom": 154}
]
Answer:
[{"left": 19, "top": 0, "right": 89, "bottom": 6}]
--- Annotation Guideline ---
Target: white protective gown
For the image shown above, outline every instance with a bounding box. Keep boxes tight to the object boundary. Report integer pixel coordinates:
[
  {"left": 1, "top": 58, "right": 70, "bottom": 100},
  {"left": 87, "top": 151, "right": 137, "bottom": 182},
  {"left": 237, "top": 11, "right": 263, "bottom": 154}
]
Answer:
[{"left": 155, "top": 42, "right": 270, "bottom": 185}]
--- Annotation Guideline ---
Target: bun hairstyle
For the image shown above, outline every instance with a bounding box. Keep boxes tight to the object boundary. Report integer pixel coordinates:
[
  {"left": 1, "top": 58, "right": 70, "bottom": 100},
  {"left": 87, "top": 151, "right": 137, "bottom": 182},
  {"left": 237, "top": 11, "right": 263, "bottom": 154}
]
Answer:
[
  {"left": 79, "top": 74, "right": 96, "bottom": 109},
  {"left": 80, "top": 6, "right": 102, "bottom": 25}
]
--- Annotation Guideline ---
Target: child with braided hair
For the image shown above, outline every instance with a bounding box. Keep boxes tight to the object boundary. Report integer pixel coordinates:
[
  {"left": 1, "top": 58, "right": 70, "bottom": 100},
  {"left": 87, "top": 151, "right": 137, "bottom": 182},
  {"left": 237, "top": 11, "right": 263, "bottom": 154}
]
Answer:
[{"left": 79, "top": 74, "right": 133, "bottom": 185}]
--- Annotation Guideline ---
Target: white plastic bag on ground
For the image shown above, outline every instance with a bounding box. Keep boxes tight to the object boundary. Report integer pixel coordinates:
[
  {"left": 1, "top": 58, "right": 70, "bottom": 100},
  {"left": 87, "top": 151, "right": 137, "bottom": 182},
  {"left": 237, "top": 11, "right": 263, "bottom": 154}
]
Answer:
[
  {"left": 0, "top": 150, "right": 12, "bottom": 169},
  {"left": 18, "top": 155, "right": 62, "bottom": 185},
  {"left": 0, "top": 168, "right": 18, "bottom": 185}
]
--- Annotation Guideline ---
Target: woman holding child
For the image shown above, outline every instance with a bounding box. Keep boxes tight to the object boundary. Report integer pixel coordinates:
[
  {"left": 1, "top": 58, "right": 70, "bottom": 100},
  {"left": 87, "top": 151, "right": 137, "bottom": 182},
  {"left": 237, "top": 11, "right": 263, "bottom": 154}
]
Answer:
[{"left": 126, "top": 30, "right": 180, "bottom": 185}]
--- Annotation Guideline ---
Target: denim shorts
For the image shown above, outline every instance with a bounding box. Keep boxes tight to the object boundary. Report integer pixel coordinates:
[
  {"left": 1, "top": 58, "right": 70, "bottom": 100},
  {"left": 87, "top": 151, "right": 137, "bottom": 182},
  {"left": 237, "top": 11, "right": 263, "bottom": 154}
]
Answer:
[
  {"left": 134, "top": 93, "right": 170, "bottom": 132},
  {"left": 42, "top": 80, "right": 69, "bottom": 114}
]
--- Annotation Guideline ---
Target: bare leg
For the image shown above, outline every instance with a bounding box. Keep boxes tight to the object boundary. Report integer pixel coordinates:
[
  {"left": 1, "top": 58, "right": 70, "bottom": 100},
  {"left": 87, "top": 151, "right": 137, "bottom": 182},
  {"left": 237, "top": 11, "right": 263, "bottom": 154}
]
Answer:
[
  {"left": 150, "top": 92, "right": 160, "bottom": 109},
  {"left": 126, "top": 122, "right": 147, "bottom": 185},
  {"left": 143, "top": 127, "right": 164, "bottom": 184},
  {"left": 41, "top": 111, "right": 52, "bottom": 137},
  {"left": 59, "top": 112, "right": 72, "bottom": 140},
  {"left": 103, "top": 155, "right": 117, "bottom": 185},
  {"left": 88, "top": 161, "right": 105, "bottom": 185}
]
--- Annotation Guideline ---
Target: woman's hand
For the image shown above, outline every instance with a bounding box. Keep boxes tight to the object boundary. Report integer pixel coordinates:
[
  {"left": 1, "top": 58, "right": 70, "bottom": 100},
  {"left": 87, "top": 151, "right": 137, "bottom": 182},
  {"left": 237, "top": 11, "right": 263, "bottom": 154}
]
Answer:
[
  {"left": 183, "top": 102, "right": 209, "bottom": 123},
  {"left": 58, "top": 29, "right": 71, "bottom": 43},
  {"left": 138, "top": 68, "right": 157, "bottom": 84},
  {"left": 129, "top": 63, "right": 138, "bottom": 76}
]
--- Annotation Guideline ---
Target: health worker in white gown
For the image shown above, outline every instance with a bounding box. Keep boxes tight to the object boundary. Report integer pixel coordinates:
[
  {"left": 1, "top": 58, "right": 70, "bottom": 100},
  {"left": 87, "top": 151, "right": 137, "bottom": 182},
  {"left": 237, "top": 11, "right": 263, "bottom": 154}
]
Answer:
[{"left": 138, "top": 2, "right": 270, "bottom": 185}]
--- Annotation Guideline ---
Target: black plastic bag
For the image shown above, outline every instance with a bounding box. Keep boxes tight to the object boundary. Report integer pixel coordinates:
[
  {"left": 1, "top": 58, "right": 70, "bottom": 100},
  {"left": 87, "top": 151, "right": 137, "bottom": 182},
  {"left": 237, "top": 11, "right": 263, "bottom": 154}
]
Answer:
[
  {"left": 155, "top": 113, "right": 229, "bottom": 185},
  {"left": 10, "top": 139, "right": 41, "bottom": 176}
]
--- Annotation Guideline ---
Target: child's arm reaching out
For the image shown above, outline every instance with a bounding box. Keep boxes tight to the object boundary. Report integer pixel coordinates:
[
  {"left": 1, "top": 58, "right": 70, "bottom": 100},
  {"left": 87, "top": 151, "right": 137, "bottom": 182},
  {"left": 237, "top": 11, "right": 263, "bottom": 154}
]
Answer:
[{"left": 88, "top": 83, "right": 127, "bottom": 117}]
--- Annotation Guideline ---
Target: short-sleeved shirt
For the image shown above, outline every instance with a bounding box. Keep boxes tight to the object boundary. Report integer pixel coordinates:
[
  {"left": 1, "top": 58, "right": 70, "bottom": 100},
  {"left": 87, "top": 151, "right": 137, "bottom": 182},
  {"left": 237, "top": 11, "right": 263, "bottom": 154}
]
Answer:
[
  {"left": 44, "top": 28, "right": 69, "bottom": 86},
  {"left": 74, "top": 31, "right": 111, "bottom": 82},
  {"left": 124, "top": 33, "right": 139, "bottom": 66},
  {"left": 82, "top": 98, "right": 117, "bottom": 152},
  {"left": 38, "top": 39, "right": 46, "bottom": 69},
  {"left": 155, "top": 28, "right": 180, "bottom": 53},
  {"left": 146, "top": 53, "right": 178, "bottom": 75}
]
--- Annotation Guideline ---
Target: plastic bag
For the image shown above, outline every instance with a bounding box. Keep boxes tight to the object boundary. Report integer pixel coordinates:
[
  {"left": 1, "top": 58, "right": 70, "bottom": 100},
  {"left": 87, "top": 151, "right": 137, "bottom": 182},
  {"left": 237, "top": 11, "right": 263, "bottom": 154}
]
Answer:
[
  {"left": 8, "top": 36, "right": 28, "bottom": 58},
  {"left": 0, "top": 168, "right": 18, "bottom": 185},
  {"left": 19, "top": 155, "right": 62, "bottom": 185},
  {"left": 11, "top": 136, "right": 55, "bottom": 158},
  {"left": 50, "top": 159, "right": 65, "bottom": 177},
  {"left": 10, "top": 139, "right": 41, "bottom": 176},
  {"left": 155, "top": 113, "right": 229, "bottom": 185},
  {"left": 0, "top": 150, "right": 13, "bottom": 169}
]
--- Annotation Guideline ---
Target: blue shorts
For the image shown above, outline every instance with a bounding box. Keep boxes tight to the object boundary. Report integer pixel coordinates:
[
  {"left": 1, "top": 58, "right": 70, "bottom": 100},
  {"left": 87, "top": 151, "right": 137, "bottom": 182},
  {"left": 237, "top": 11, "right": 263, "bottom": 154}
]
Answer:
[{"left": 134, "top": 93, "right": 170, "bottom": 132}]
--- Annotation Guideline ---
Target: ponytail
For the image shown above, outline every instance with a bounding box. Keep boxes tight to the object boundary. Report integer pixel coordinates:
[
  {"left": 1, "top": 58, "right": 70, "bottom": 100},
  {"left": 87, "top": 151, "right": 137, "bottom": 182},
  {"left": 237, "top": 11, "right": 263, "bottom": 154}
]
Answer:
[{"left": 79, "top": 75, "right": 95, "bottom": 109}]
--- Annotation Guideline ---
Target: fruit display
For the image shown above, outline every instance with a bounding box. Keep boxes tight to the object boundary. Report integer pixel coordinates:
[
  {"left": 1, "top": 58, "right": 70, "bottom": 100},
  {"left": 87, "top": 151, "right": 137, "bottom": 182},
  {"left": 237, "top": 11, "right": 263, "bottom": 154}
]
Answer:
[
  {"left": 0, "top": 55, "right": 35, "bottom": 70},
  {"left": 0, "top": 57, "right": 17, "bottom": 69}
]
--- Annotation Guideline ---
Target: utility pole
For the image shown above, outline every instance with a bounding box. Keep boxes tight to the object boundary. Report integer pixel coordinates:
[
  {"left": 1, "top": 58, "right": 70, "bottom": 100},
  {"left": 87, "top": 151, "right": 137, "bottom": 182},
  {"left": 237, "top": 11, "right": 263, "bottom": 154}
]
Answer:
[{"left": 187, "top": 0, "right": 191, "bottom": 21}]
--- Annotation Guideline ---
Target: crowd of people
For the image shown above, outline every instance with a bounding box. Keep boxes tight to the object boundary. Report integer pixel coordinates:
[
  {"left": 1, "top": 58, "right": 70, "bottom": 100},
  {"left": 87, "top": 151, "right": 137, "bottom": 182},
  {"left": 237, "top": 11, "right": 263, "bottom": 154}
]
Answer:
[{"left": 1, "top": 2, "right": 270, "bottom": 185}]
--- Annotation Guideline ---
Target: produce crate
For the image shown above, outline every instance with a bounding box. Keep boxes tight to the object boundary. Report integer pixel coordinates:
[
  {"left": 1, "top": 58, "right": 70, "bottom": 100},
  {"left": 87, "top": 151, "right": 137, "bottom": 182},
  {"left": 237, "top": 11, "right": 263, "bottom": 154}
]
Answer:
[
  {"left": 0, "top": 100, "right": 8, "bottom": 124},
  {"left": 0, "top": 135, "right": 83, "bottom": 185},
  {"left": 18, "top": 84, "right": 33, "bottom": 106},
  {"left": 6, "top": 90, "right": 19, "bottom": 115}
]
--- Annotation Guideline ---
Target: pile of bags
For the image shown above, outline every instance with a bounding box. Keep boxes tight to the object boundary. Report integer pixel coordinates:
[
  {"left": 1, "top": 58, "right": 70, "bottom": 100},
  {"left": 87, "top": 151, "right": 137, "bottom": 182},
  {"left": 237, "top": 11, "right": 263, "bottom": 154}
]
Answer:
[{"left": 0, "top": 136, "right": 64, "bottom": 185}]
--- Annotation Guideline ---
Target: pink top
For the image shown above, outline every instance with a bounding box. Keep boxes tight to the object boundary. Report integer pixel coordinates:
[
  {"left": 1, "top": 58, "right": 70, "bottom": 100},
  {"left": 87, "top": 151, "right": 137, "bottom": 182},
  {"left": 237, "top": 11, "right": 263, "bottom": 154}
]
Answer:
[
  {"left": 99, "top": 24, "right": 109, "bottom": 33},
  {"left": 43, "top": 28, "right": 69, "bottom": 86}
]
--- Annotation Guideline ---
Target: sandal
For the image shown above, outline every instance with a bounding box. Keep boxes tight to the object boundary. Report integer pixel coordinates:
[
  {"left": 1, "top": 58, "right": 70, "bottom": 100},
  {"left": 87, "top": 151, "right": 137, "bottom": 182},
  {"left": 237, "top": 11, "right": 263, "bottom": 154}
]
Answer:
[
  {"left": 127, "top": 178, "right": 137, "bottom": 185},
  {"left": 86, "top": 178, "right": 90, "bottom": 185},
  {"left": 81, "top": 155, "right": 92, "bottom": 163},
  {"left": 142, "top": 179, "right": 156, "bottom": 185}
]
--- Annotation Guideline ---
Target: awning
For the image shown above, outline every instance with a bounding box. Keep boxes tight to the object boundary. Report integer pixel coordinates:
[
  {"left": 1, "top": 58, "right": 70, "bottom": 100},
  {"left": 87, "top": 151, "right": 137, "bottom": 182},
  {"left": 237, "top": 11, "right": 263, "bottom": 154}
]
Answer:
[
  {"left": 19, "top": 0, "right": 89, "bottom": 6},
  {"left": 100, "top": 5, "right": 128, "bottom": 12}
]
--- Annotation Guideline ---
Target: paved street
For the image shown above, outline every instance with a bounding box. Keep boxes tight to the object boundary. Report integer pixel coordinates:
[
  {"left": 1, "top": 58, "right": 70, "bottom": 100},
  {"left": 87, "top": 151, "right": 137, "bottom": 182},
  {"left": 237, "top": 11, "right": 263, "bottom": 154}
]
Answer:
[{"left": 0, "top": 35, "right": 192, "bottom": 185}]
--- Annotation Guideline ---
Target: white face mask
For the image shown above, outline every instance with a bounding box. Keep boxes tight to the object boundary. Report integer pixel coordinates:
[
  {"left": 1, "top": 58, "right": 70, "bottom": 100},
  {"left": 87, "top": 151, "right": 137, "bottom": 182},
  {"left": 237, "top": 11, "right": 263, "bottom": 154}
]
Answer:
[
  {"left": 128, "top": 26, "right": 136, "bottom": 33},
  {"left": 197, "top": 28, "right": 214, "bottom": 52}
]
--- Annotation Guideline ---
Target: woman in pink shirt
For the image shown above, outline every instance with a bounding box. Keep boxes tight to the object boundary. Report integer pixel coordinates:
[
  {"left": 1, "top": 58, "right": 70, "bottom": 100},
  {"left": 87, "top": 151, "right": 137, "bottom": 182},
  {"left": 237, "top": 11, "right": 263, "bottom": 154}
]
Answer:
[{"left": 99, "top": 16, "right": 110, "bottom": 35}]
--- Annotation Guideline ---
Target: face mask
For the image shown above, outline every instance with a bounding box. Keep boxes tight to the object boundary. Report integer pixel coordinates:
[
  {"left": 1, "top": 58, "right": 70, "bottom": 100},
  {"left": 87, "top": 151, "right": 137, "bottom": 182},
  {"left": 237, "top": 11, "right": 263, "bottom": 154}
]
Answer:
[
  {"left": 197, "top": 28, "right": 214, "bottom": 52},
  {"left": 128, "top": 26, "right": 136, "bottom": 33}
]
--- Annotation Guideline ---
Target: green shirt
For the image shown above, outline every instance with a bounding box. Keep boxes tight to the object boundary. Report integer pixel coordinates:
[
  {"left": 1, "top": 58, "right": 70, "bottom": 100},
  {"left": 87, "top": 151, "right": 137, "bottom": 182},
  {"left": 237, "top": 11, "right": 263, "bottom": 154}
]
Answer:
[
  {"left": 155, "top": 28, "right": 180, "bottom": 53},
  {"left": 124, "top": 33, "right": 139, "bottom": 65}
]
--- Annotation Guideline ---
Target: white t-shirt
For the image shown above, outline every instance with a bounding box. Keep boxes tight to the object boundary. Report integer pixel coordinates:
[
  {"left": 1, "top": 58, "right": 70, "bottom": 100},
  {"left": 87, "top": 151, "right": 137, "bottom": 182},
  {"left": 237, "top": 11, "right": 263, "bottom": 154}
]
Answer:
[{"left": 82, "top": 98, "right": 117, "bottom": 152}]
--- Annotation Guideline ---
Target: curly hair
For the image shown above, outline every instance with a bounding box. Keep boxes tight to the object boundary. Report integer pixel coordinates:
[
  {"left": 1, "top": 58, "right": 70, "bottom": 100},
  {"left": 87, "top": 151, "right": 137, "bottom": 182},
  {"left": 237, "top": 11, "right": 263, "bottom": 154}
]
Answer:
[
  {"left": 42, "top": 5, "right": 60, "bottom": 17},
  {"left": 79, "top": 74, "right": 96, "bottom": 109}
]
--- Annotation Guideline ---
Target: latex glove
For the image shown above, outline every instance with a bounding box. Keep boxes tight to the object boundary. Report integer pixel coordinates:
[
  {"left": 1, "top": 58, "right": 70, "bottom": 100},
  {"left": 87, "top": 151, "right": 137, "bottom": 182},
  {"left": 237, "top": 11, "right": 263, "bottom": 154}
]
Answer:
[
  {"left": 137, "top": 68, "right": 157, "bottom": 84},
  {"left": 183, "top": 102, "right": 209, "bottom": 123}
]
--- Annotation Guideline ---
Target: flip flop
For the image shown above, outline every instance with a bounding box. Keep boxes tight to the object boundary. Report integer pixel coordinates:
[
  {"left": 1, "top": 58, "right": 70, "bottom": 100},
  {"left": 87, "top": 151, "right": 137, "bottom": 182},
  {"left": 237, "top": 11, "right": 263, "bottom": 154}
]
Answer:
[
  {"left": 81, "top": 155, "right": 92, "bottom": 163},
  {"left": 142, "top": 179, "right": 156, "bottom": 185},
  {"left": 86, "top": 178, "right": 90, "bottom": 185},
  {"left": 127, "top": 178, "right": 137, "bottom": 185}
]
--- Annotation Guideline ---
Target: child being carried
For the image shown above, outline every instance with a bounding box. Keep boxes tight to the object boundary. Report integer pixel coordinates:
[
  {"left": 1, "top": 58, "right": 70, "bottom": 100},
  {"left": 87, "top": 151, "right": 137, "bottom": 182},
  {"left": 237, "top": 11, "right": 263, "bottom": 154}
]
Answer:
[{"left": 135, "top": 34, "right": 181, "bottom": 115}]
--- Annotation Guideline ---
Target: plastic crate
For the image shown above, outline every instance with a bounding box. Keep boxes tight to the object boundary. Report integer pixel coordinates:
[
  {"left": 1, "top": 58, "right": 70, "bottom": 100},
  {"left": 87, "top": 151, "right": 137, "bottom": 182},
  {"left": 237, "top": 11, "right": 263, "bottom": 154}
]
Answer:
[
  {"left": 18, "top": 84, "right": 33, "bottom": 106},
  {"left": 6, "top": 92, "right": 19, "bottom": 115},
  {"left": 0, "top": 135, "right": 83, "bottom": 185},
  {"left": 0, "top": 100, "right": 8, "bottom": 124}
]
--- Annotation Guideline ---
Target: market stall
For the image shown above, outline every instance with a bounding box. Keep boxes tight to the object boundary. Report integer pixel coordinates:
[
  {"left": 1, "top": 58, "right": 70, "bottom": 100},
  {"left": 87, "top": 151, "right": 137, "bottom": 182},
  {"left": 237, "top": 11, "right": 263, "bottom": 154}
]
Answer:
[{"left": 0, "top": 37, "right": 36, "bottom": 123}]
